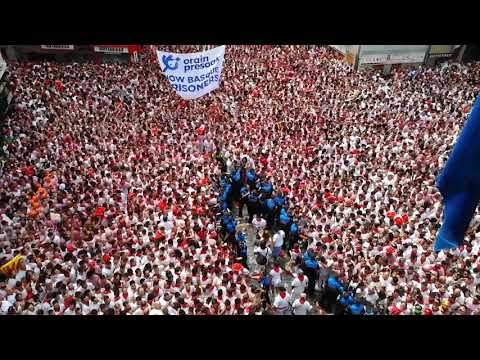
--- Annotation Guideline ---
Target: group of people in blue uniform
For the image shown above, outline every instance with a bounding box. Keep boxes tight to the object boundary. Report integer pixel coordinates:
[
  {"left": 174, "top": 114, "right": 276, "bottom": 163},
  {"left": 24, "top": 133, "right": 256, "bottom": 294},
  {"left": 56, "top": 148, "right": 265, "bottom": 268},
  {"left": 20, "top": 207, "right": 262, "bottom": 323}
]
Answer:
[
  {"left": 214, "top": 155, "right": 371, "bottom": 315},
  {"left": 216, "top": 157, "right": 300, "bottom": 252}
]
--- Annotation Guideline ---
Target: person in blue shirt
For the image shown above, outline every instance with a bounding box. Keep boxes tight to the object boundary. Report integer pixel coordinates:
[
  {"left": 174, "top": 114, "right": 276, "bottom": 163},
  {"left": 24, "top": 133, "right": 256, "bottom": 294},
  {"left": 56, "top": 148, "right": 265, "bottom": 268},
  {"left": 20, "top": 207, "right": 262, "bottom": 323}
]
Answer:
[
  {"left": 324, "top": 275, "right": 345, "bottom": 314},
  {"left": 224, "top": 216, "right": 237, "bottom": 244},
  {"left": 221, "top": 181, "right": 234, "bottom": 212},
  {"left": 238, "top": 186, "right": 249, "bottom": 218},
  {"left": 260, "top": 269, "right": 272, "bottom": 310},
  {"left": 247, "top": 191, "right": 260, "bottom": 224},
  {"left": 278, "top": 207, "right": 291, "bottom": 234},
  {"left": 273, "top": 192, "right": 286, "bottom": 213},
  {"left": 302, "top": 250, "right": 319, "bottom": 296},
  {"left": 236, "top": 232, "right": 249, "bottom": 269},
  {"left": 230, "top": 168, "right": 242, "bottom": 203},
  {"left": 338, "top": 291, "right": 354, "bottom": 315},
  {"left": 259, "top": 179, "right": 273, "bottom": 198},
  {"left": 348, "top": 302, "right": 365, "bottom": 315},
  {"left": 288, "top": 221, "right": 299, "bottom": 251},
  {"left": 246, "top": 168, "right": 257, "bottom": 190},
  {"left": 264, "top": 197, "right": 276, "bottom": 230}
]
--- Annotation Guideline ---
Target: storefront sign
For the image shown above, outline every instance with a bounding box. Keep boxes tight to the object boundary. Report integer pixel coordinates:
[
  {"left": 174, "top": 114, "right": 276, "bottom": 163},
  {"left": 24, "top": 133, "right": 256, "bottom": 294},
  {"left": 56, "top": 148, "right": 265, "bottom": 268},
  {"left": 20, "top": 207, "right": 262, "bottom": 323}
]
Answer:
[{"left": 40, "top": 45, "right": 75, "bottom": 50}]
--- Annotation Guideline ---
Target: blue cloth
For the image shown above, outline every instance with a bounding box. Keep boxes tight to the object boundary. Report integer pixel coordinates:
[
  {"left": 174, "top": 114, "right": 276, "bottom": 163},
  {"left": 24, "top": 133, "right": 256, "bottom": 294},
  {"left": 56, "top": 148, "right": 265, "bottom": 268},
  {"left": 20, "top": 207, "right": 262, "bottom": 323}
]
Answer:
[
  {"left": 261, "top": 276, "right": 271, "bottom": 288},
  {"left": 303, "top": 251, "right": 318, "bottom": 269},
  {"left": 434, "top": 96, "right": 480, "bottom": 251},
  {"left": 279, "top": 212, "right": 290, "bottom": 225},
  {"left": 239, "top": 245, "right": 248, "bottom": 258},
  {"left": 290, "top": 223, "right": 298, "bottom": 234},
  {"left": 236, "top": 232, "right": 245, "bottom": 243},
  {"left": 260, "top": 182, "right": 273, "bottom": 194},
  {"left": 231, "top": 171, "right": 241, "bottom": 183},
  {"left": 226, "top": 219, "right": 237, "bottom": 233},
  {"left": 222, "top": 214, "right": 232, "bottom": 226},
  {"left": 327, "top": 276, "right": 344, "bottom": 293},
  {"left": 349, "top": 303, "right": 365, "bottom": 315},
  {"left": 223, "top": 184, "right": 232, "bottom": 197},
  {"left": 274, "top": 195, "right": 285, "bottom": 208},
  {"left": 340, "top": 294, "right": 354, "bottom": 306},
  {"left": 266, "top": 198, "right": 275, "bottom": 210},
  {"left": 248, "top": 193, "right": 259, "bottom": 204},
  {"left": 240, "top": 187, "right": 249, "bottom": 196},
  {"left": 247, "top": 169, "right": 256, "bottom": 182}
]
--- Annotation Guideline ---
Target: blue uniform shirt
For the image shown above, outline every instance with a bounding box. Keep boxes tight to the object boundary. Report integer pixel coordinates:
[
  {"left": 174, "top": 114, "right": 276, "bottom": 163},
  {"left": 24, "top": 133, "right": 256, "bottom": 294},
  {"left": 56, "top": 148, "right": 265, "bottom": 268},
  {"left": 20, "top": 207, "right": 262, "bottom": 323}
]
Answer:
[
  {"left": 261, "top": 182, "right": 273, "bottom": 194},
  {"left": 247, "top": 169, "right": 256, "bottom": 182},
  {"left": 266, "top": 198, "right": 275, "bottom": 210},
  {"left": 327, "top": 276, "right": 344, "bottom": 293},
  {"left": 340, "top": 294, "right": 354, "bottom": 306},
  {"left": 303, "top": 251, "right": 319, "bottom": 269},
  {"left": 349, "top": 303, "right": 365, "bottom": 315},
  {"left": 236, "top": 232, "right": 246, "bottom": 243},
  {"left": 274, "top": 195, "right": 285, "bottom": 208},
  {"left": 232, "top": 171, "right": 241, "bottom": 183},
  {"left": 248, "top": 193, "right": 259, "bottom": 204},
  {"left": 279, "top": 211, "right": 290, "bottom": 225},
  {"left": 290, "top": 223, "right": 298, "bottom": 234},
  {"left": 226, "top": 219, "right": 237, "bottom": 233}
]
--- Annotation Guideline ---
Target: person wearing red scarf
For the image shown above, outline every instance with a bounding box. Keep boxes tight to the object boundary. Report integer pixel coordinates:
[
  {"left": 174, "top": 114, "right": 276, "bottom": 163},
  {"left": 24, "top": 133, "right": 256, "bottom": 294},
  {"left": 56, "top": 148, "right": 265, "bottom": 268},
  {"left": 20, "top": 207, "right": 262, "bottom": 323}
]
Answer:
[{"left": 273, "top": 287, "right": 291, "bottom": 315}]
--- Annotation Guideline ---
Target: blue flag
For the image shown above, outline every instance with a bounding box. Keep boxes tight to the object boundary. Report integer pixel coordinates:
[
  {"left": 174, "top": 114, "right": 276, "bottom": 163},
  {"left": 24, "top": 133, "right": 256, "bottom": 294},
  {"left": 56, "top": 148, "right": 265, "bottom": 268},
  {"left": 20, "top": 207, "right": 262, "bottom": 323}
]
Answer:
[{"left": 434, "top": 96, "right": 480, "bottom": 252}]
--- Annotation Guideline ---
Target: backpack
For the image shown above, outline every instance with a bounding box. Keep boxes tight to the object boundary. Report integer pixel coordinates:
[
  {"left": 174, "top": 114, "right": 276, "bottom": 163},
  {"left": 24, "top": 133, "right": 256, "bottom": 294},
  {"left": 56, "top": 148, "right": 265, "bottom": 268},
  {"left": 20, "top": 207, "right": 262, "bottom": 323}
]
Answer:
[{"left": 256, "top": 253, "right": 268, "bottom": 266}]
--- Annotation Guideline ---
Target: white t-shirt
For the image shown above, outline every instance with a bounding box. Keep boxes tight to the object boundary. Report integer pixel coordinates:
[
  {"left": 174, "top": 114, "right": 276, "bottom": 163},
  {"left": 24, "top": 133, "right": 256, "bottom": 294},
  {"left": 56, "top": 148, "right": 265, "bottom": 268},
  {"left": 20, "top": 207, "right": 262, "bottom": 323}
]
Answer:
[
  {"left": 273, "top": 232, "right": 284, "bottom": 248},
  {"left": 291, "top": 276, "right": 308, "bottom": 298},
  {"left": 1, "top": 300, "right": 13, "bottom": 314},
  {"left": 270, "top": 267, "right": 283, "bottom": 287},
  {"left": 273, "top": 294, "right": 291, "bottom": 312},
  {"left": 292, "top": 299, "right": 313, "bottom": 315},
  {"left": 252, "top": 217, "right": 267, "bottom": 231},
  {"left": 149, "top": 309, "right": 163, "bottom": 315}
]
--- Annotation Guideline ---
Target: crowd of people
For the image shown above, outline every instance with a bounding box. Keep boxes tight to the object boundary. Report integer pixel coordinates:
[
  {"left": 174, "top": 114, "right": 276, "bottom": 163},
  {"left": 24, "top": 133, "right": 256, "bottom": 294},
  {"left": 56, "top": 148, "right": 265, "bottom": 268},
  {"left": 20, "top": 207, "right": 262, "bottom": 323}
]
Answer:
[{"left": 1, "top": 45, "right": 480, "bottom": 315}]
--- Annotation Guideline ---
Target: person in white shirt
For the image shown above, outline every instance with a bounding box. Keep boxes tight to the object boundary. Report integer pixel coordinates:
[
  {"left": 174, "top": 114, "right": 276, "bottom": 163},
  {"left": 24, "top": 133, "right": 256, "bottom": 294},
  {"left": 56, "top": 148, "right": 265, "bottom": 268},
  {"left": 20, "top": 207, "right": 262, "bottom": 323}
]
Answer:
[
  {"left": 291, "top": 270, "right": 308, "bottom": 303},
  {"left": 252, "top": 215, "right": 267, "bottom": 234},
  {"left": 149, "top": 302, "right": 163, "bottom": 315},
  {"left": 273, "top": 287, "right": 291, "bottom": 315},
  {"left": 292, "top": 293, "right": 313, "bottom": 315},
  {"left": 272, "top": 230, "right": 285, "bottom": 259},
  {"left": 269, "top": 263, "right": 283, "bottom": 292}
]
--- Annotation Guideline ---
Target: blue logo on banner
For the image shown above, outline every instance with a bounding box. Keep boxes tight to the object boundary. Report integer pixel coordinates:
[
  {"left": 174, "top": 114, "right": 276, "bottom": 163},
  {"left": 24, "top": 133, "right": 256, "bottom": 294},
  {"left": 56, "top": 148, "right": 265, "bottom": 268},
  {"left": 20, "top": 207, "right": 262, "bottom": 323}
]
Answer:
[{"left": 162, "top": 55, "right": 180, "bottom": 72}]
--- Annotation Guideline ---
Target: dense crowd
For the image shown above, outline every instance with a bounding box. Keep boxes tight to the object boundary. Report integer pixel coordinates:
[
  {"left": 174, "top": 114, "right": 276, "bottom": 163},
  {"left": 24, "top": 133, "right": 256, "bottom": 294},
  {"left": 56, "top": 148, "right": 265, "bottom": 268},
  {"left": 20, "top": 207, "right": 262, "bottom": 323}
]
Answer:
[{"left": 1, "top": 45, "right": 480, "bottom": 315}]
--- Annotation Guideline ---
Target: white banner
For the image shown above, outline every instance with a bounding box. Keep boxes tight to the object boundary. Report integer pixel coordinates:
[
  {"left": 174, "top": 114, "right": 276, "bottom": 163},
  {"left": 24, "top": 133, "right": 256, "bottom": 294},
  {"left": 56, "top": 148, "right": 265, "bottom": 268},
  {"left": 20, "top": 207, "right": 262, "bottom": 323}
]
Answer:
[
  {"left": 359, "top": 53, "right": 425, "bottom": 65},
  {"left": 41, "top": 45, "right": 74, "bottom": 50},
  {"left": 156, "top": 45, "right": 225, "bottom": 100}
]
